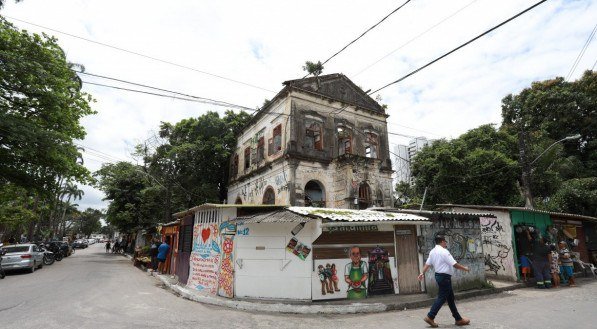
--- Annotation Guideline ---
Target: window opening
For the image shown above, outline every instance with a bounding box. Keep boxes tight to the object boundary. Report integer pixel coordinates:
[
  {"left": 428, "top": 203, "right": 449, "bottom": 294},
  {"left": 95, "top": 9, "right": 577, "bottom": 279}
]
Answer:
[
  {"left": 305, "top": 120, "right": 323, "bottom": 150},
  {"left": 263, "top": 187, "right": 276, "bottom": 205},
  {"left": 273, "top": 125, "right": 282, "bottom": 153},
  {"left": 257, "top": 137, "right": 265, "bottom": 163},
  {"left": 337, "top": 126, "right": 352, "bottom": 155},
  {"left": 244, "top": 147, "right": 251, "bottom": 170},
  {"left": 365, "top": 132, "right": 378, "bottom": 158},
  {"left": 304, "top": 180, "right": 325, "bottom": 207}
]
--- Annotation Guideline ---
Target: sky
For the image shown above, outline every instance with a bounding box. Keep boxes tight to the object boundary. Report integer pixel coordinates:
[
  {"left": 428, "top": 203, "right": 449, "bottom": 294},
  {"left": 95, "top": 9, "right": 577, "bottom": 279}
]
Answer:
[{"left": 2, "top": 0, "right": 596, "bottom": 212}]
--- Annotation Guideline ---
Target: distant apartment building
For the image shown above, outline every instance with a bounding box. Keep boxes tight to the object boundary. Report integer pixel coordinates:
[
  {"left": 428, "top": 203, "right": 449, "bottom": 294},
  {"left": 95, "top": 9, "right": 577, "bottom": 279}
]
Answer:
[{"left": 393, "top": 137, "right": 432, "bottom": 187}]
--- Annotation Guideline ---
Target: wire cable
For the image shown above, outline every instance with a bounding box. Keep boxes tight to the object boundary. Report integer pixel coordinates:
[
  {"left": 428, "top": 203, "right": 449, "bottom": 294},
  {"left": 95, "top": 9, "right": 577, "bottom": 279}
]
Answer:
[
  {"left": 352, "top": 0, "right": 480, "bottom": 78},
  {"left": 566, "top": 23, "right": 597, "bottom": 81},
  {"left": 3, "top": 15, "right": 276, "bottom": 93},
  {"left": 302, "top": 0, "right": 412, "bottom": 78},
  {"left": 368, "top": 0, "right": 548, "bottom": 95}
]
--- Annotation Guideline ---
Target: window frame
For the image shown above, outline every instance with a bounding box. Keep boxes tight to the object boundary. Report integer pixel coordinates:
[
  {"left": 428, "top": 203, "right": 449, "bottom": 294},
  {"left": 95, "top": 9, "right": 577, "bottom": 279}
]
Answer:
[
  {"left": 305, "top": 119, "right": 323, "bottom": 151},
  {"left": 244, "top": 147, "right": 251, "bottom": 170}
]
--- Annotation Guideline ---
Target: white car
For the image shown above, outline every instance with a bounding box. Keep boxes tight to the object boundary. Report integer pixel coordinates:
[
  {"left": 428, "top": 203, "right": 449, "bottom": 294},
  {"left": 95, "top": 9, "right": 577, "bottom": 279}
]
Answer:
[{"left": 0, "top": 244, "right": 44, "bottom": 273}]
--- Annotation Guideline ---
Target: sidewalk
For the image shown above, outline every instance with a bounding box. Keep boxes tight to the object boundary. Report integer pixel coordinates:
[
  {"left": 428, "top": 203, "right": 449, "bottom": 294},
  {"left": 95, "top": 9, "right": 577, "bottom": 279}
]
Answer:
[{"left": 148, "top": 271, "right": 525, "bottom": 314}]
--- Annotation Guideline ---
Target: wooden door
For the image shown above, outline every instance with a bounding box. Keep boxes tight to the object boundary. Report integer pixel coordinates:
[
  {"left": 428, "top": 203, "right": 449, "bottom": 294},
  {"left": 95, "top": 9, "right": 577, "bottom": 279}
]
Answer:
[
  {"left": 394, "top": 225, "right": 420, "bottom": 294},
  {"left": 176, "top": 215, "right": 193, "bottom": 284}
]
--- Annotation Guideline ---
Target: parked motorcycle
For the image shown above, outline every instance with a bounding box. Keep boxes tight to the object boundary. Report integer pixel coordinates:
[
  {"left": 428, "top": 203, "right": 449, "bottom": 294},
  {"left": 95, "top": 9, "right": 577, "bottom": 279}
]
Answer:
[
  {"left": 0, "top": 243, "right": 6, "bottom": 279},
  {"left": 45, "top": 243, "right": 63, "bottom": 262},
  {"left": 38, "top": 243, "right": 55, "bottom": 266}
]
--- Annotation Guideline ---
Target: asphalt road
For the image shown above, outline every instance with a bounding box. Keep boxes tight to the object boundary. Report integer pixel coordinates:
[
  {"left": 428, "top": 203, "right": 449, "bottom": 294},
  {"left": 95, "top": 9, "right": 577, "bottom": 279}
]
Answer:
[{"left": 1, "top": 243, "right": 596, "bottom": 329}]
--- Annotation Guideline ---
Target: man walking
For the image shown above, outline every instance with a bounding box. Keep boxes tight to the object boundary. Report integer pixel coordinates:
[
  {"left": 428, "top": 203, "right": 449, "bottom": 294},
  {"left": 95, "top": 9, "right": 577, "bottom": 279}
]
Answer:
[{"left": 418, "top": 235, "right": 470, "bottom": 327}]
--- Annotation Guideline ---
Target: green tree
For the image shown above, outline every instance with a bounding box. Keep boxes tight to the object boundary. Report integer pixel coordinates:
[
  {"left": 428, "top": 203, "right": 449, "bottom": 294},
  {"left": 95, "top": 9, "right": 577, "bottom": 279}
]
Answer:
[
  {"left": 78, "top": 208, "right": 102, "bottom": 238},
  {"left": 411, "top": 125, "right": 521, "bottom": 206},
  {"left": 545, "top": 178, "right": 597, "bottom": 217},
  {"left": 302, "top": 61, "right": 324, "bottom": 76},
  {"left": 0, "top": 17, "right": 95, "bottom": 191},
  {"left": 501, "top": 70, "right": 596, "bottom": 213}
]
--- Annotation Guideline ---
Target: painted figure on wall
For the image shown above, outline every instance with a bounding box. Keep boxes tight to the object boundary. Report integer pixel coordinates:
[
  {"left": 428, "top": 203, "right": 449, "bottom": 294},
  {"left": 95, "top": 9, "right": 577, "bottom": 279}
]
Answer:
[
  {"left": 367, "top": 246, "right": 394, "bottom": 296},
  {"left": 344, "top": 246, "right": 368, "bottom": 299},
  {"left": 330, "top": 263, "right": 340, "bottom": 292}
]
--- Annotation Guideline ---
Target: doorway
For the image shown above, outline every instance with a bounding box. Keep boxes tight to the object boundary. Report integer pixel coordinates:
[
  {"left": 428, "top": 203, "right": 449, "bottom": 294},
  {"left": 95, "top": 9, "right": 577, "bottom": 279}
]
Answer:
[{"left": 394, "top": 225, "right": 420, "bottom": 294}]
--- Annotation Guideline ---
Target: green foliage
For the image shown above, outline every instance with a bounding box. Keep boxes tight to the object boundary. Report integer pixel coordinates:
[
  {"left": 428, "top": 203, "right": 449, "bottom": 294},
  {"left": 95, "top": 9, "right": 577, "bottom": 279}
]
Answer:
[
  {"left": 394, "top": 181, "right": 421, "bottom": 207},
  {"left": 0, "top": 183, "right": 36, "bottom": 230},
  {"left": 544, "top": 178, "right": 597, "bottom": 217},
  {"left": 302, "top": 61, "right": 324, "bottom": 76},
  {"left": 411, "top": 125, "right": 521, "bottom": 206},
  {"left": 78, "top": 208, "right": 102, "bottom": 237},
  {"left": 0, "top": 18, "right": 95, "bottom": 191}
]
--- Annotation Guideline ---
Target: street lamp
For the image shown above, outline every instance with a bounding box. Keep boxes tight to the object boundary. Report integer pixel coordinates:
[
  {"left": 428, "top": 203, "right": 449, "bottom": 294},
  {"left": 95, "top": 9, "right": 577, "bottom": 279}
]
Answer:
[{"left": 521, "top": 133, "right": 581, "bottom": 208}]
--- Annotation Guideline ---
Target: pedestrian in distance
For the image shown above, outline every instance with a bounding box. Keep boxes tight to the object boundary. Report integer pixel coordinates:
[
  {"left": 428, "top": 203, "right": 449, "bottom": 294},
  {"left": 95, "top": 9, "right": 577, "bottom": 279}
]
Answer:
[
  {"left": 149, "top": 238, "right": 159, "bottom": 272},
  {"left": 105, "top": 240, "right": 111, "bottom": 253},
  {"left": 520, "top": 254, "right": 531, "bottom": 283},
  {"left": 157, "top": 237, "right": 171, "bottom": 274},
  {"left": 418, "top": 235, "right": 471, "bottom": 328}
]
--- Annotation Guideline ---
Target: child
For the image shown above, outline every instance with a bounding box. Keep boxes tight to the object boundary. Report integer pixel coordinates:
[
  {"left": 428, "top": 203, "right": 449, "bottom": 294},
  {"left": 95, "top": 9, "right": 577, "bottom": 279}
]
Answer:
[
  {"left": 550, "top": 245, "right": 560, "bottom": 288},
  {"left": 520, "top": 254, "right": 531, "bottom": 282},
  {"left": 318, "top": 265, "right": 329, "bottom": 295}
]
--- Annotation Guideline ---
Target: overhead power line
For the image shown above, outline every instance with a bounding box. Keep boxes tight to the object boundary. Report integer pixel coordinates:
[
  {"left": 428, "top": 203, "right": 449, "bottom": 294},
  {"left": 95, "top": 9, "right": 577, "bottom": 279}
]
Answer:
[
  {"left": 4, "top": 15, "right": 276, "bottom": 93},
  {"left": 368, "top": 0, "right": 548, "bottom": 95},
  {"left": 303, "top": 0, "right": 412, "bottom": 78},
  {"left": 566, "top": 23, "right": 597, "bottom": 81},
  {"left": 352, "top": 0, "right": 480, "bottom": 78}
]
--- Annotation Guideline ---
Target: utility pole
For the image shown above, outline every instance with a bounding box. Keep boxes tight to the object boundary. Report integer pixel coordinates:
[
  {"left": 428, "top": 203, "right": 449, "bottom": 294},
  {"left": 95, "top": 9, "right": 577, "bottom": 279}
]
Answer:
[{"left": 518, "top": 128, "right": 534, "bottom": 208}]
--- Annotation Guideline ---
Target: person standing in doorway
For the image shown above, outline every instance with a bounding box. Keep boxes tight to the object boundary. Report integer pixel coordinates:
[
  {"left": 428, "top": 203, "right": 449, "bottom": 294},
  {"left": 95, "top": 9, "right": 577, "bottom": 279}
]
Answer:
[
  {"left": 418, "top": 235, "right": 471, "bottom": 328},
  {"left": 157, "top": 237, "right": 171, "bottom": 274},
  {"left": 528, "top": 234, "right": 552, "bottom": 289}
]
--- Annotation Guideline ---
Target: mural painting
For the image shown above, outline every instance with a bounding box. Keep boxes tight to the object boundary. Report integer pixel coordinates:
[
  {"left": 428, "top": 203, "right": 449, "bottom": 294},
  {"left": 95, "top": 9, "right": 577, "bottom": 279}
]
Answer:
[
  {"left": 286, "top": 237, "right": 311, "bottom": 260},
  {"left": 187, "top": 223, "right": 222, "bottom": 294},
  {"left": 217, "top": 235, "right": 235, "bottom": 298},
  {"left": 367, "top": 246, "right": 394, "bottom": 296}
]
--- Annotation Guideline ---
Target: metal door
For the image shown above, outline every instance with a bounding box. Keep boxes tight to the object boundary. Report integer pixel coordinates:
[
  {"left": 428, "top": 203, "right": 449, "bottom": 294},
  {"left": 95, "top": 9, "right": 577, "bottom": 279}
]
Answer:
[{"left": 394, "top": 225, "right": 421, "bottom": 294}]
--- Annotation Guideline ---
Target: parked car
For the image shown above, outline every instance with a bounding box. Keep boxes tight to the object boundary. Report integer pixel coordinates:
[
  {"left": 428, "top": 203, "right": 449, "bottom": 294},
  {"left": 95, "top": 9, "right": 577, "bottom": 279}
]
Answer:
[
  {"left": 72, "top": 240, "right": 88, "bottom": 249},
  {"left": 87, "top": 238, "right": 96, "bottom": 245},
  {"left": 0, "top": 244, "right": 44, "bottom": 273}
]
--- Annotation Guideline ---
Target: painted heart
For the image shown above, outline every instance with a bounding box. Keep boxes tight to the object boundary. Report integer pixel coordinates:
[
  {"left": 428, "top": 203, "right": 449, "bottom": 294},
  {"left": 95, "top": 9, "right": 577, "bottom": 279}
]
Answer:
[{"left": 201, "top": 228, "right": 210, "bottom": 243}]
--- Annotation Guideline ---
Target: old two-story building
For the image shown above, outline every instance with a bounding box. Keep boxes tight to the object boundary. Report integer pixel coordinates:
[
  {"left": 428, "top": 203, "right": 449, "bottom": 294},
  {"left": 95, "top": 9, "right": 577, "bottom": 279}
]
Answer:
[{"left": 226, "top": 73, "right": 394, "bottom": 209}]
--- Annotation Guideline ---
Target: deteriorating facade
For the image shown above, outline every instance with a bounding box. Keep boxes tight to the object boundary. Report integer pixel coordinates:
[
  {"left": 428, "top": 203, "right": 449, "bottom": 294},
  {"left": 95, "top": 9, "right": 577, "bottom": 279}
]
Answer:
[{"left": 227, "top": 74, "right": 393, "bottom": 209}]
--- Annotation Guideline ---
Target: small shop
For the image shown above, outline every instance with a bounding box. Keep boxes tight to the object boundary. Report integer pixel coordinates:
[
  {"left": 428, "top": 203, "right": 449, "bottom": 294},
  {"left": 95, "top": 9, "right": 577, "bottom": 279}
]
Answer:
[{"left": 160, "top": 220, "right": 180, "bottom": 275}]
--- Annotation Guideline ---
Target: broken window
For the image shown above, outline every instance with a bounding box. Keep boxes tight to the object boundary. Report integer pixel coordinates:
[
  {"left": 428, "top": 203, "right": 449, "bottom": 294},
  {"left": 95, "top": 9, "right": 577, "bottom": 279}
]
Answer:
[
  {"left": 337, "top": 126, "right": 352, "bottom": 156},
  {"left": 244, "top": 147, "right": 251, "bottom": 170},
  {"left": 257, "top": 137, "right": 265, "bottom": 163},
  {"left": 272, "top": 125, "right": 282, "bottom": 153},
  {"left": 305, "top": 119, "right": 323, "bottom": 150},
  {"left": 364, "top": 132, "right": 378, "bottom": 158}
]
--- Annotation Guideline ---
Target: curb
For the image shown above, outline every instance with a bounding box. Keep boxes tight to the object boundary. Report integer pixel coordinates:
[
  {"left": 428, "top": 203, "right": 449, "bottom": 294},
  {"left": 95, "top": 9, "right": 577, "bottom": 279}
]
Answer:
[{"left": 151, "top": 273, "right": 526, "bottom": 314}]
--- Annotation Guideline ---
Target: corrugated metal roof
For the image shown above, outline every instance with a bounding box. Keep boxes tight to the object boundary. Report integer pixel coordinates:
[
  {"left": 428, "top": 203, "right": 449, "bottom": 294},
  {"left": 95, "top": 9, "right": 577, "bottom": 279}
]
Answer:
[
  {"left": 229, "top": 210, "right": 308, "bottom": 224},
  {"left": 288, "top": 207, "right": 429, "bottom": 222},
  {"left": 437, "top": 204, "right": 597, "bottom": 221},
  {"left": 172, "top": 203, "right": 288, "bottom": 218},
  {"left": 380, "top": 208, "right": 496, "bottom": 218}
]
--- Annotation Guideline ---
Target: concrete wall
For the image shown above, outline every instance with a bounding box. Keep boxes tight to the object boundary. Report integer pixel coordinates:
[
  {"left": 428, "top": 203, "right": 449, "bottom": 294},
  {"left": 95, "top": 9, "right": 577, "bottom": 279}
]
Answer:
[
  {"left": 479, "top": 211, "right": 517, "bottom": 281},
  {"left": 234, "top": 221, "right": 319, "bottom": 300},
  {"left": 420, "top": 217, "right": 485, "bottom": 296}
]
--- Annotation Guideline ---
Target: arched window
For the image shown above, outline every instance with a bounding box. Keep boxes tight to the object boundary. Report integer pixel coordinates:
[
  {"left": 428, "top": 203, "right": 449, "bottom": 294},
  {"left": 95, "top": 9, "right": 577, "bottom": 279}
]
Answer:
[
  {"left": 364, "top": 132, "right": 378, "bottom": 159},
  {"left": 337, "top": 126, "right": 352, "bottom": 156},
  {"left": 263, "top": 187, "right": 276, "bottom": 205},
  {"left": 235, "top": 196, "right": 243, "bottom": 205},
  {"left": 375, "top": 189, "right": 384, "bottom": 207},
  {"left": 358, "top": 182, "right": 372, "bottom": 209},
  {"left": 304, "top": 180, "right": 325, "bottom": 207},
  {"left": 305, "top": 119, "right": 323, "bottom": 150}
]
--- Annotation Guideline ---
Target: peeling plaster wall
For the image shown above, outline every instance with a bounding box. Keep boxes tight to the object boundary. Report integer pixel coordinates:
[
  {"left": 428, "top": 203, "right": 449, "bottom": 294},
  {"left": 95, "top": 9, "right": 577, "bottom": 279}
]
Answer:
[
  {"left": 228, "top": 161, "right": 291, "bottom": 205},
  {"left": 420, "top": 218, "right": 485, "bottom": 296}
]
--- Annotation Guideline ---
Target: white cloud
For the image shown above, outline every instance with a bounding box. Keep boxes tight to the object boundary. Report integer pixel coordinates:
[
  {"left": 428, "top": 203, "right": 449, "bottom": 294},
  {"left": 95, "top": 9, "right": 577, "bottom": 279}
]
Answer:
[{"left": 3, "top": 0, "right": 597, "bottom": 210}]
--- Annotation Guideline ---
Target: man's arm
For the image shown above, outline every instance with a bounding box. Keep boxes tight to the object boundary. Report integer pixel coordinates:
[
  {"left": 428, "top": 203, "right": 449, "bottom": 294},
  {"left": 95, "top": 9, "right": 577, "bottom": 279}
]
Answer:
[
  {"left": 418, "top": 264, "right": 431, "bottom": 281},
  {"left": 453, "top": 263, "right": 470, "bottom": 272}
]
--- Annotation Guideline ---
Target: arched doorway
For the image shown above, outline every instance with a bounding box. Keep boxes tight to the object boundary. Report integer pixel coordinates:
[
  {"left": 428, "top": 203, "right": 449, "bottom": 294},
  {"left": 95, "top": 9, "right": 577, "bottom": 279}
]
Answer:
[
  {"left": 304, "top": 180, "right": 325, "bottom": 207},
  {"left": 358, "top": 182, "right": 372, "bottom": 209},
  {"left": 235, "top": 196, "right": 243, "bottom": 204},
  {"left": 263, "top": 187, "right": 276, "bottom": 205}
]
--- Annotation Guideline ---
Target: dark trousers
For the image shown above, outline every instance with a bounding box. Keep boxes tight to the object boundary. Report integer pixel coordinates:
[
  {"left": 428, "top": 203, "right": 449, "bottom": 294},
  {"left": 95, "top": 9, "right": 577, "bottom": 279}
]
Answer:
[
  {"left": 150, "top": 256, "right": 158, "bottom": 271},
  {"left": 532, "top": 260, "right": 551, "bottom": 287},
  {"left": 428, "top": 273, "right": 462, "bottom": 321}
]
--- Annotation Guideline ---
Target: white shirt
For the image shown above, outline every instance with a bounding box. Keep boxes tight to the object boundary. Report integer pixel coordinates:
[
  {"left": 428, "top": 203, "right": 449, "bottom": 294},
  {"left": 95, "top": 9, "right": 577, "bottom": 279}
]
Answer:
[{"left": 425, "top": 244, "right": 457, "bottom": 275}]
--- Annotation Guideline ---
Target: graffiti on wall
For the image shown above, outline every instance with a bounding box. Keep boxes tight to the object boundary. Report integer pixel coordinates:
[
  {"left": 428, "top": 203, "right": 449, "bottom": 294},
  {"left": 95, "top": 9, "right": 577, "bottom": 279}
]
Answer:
[
  {"left": 217, "top": 236, "right": 235, "bottom": 298},
  {"left": 187, "top": 223, "right": 222, "bottom": 294},
  {"left": 480, "top": 217, "right": 513, "bottom": 276}
]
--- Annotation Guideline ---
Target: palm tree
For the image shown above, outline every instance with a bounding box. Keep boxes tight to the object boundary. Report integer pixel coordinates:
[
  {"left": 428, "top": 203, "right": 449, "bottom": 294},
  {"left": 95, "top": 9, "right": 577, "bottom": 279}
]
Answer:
[{"left": 56, "top": 182, "right": 84, "bottom": 237}]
